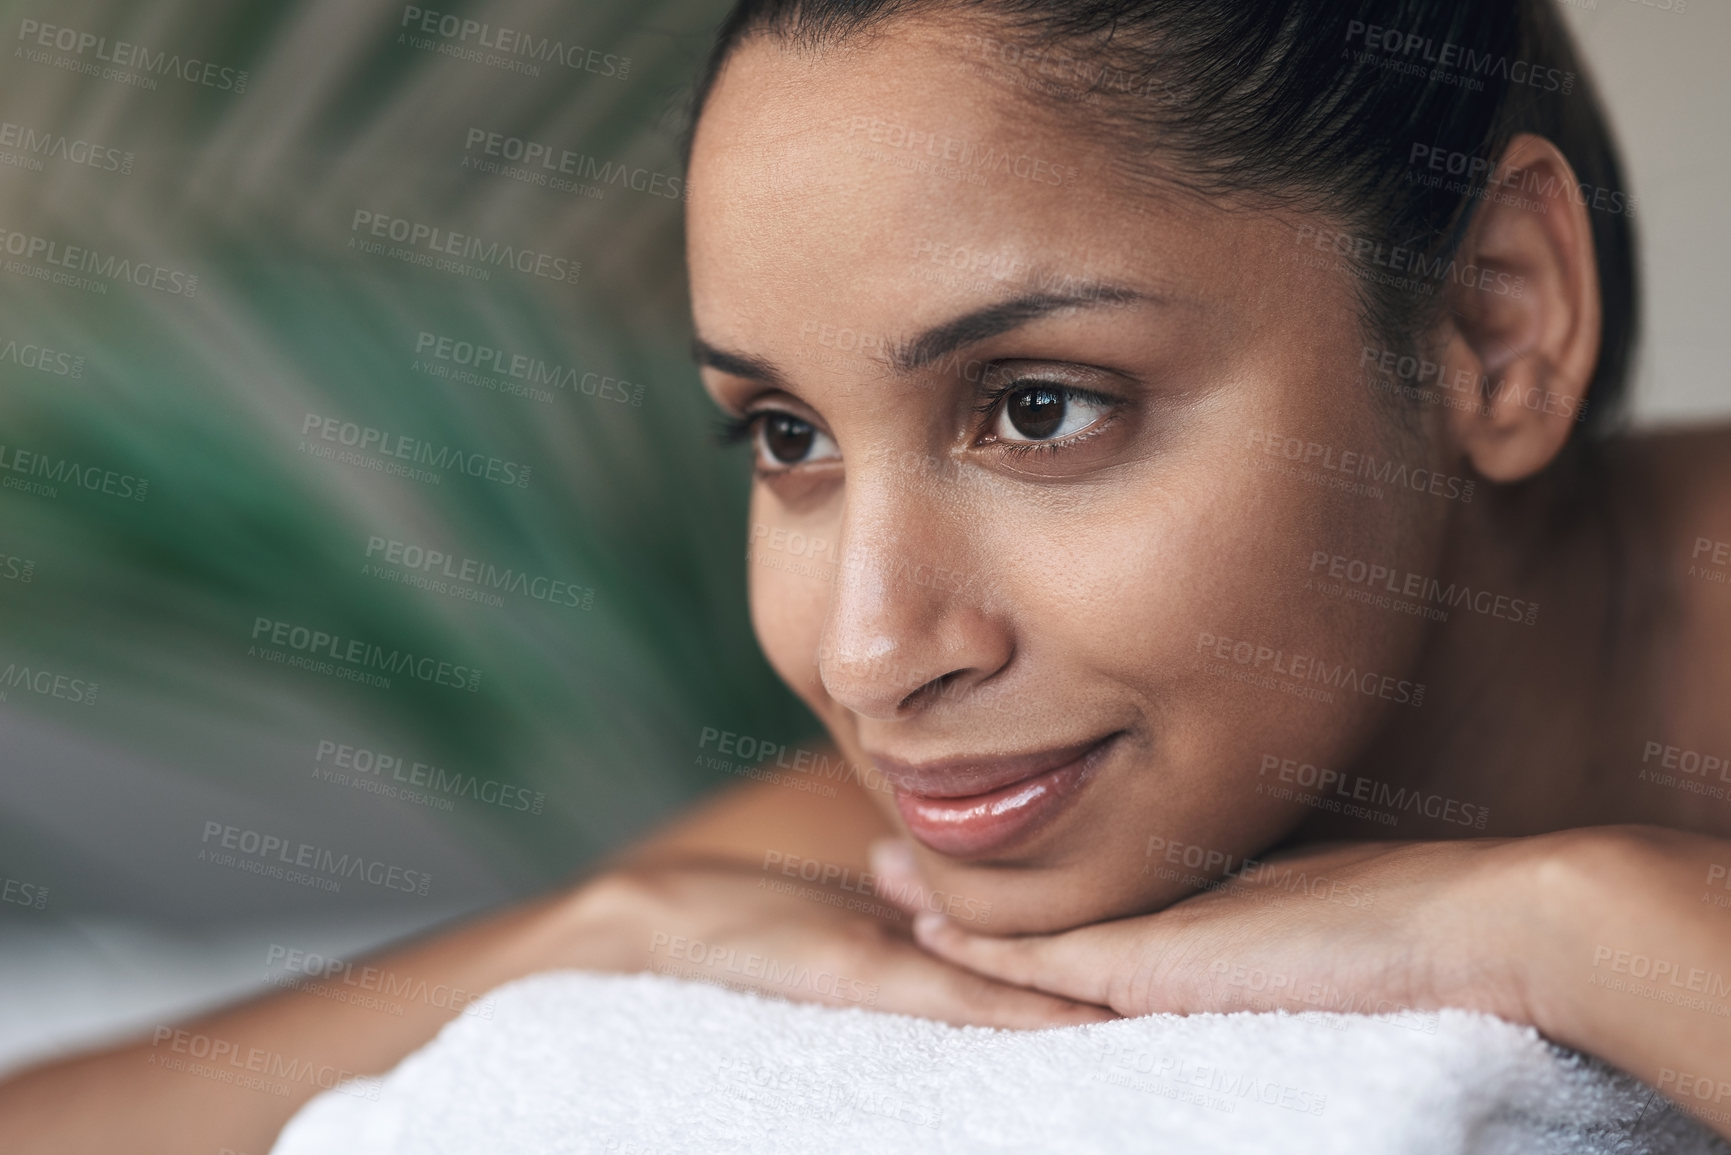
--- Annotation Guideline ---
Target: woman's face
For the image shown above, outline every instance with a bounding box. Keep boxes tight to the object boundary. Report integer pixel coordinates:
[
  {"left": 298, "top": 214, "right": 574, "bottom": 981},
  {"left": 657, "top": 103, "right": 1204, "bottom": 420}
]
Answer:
[{"left": 687, "top": 18, "right": 1458, "bottom": 934}]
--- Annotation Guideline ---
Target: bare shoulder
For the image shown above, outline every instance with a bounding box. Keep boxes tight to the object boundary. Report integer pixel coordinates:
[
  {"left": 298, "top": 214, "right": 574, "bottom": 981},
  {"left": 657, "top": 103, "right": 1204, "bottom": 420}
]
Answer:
[
  {"left": 1615, "top": 425, "right": 1731, "bottom": 789},
  {"left": 612, "top": 752, "right": 896, "bottom": 874},
  {"left": 1623, "top": 424, "right": 1731, "bottom": 586}
]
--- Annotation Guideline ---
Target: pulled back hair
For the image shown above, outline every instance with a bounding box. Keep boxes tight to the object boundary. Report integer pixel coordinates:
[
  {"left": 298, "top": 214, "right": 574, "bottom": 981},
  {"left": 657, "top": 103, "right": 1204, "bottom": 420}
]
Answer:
[{"left": 685, "top": 0, "right": 1638, "bottom": 442}]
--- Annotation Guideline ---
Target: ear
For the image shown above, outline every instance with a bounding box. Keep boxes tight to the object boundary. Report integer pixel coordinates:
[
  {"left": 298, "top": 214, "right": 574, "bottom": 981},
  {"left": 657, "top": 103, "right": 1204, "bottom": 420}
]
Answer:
[{"left": 1436, "top": 133, "right": 1602, "bottom": 483}]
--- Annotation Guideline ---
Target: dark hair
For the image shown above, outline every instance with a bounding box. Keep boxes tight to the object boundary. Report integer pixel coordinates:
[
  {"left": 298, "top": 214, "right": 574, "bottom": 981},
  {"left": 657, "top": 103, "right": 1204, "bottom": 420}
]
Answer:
[{"left": 684, "top": 0, "right": 1638, "bottom": 441}]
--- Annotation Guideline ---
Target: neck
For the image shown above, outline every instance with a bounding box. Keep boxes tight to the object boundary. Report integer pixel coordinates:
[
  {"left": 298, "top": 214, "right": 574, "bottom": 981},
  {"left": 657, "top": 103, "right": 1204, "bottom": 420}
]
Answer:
[{"left": 1350, "top": 446, "right": 1669, "bottom": 836}]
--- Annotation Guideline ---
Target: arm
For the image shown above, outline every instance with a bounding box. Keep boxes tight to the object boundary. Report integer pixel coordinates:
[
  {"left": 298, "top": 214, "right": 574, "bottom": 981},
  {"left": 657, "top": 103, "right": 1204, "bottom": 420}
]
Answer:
[
  {"left": 1526, "top": 826, "right": 1731, "bottom": 1141},
  {"left": 911, "top": 825, "right": 1731, "bottom": 1143},
  {"left": 0, "top": 889, "right": 600, "bottom": 1155},
  {"left": 0, "top": 764, "right": 1106, "bottom": 1155},
  {"left": 0, "top": 772, "right": 880, "bottom": 1155}
]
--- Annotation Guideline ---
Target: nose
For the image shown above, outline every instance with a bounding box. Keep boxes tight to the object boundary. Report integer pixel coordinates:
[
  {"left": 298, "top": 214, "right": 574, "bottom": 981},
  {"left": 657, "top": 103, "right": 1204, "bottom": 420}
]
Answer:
[{"left": 817, "top": 468, "right": 1012, "bottom": 720}]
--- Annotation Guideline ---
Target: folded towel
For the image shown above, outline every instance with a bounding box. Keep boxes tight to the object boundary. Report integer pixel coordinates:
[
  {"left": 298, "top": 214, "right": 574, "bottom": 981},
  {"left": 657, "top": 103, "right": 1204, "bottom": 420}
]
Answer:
[{"left": 271, "top": 971, "right": 1729, "bottom": 1154}]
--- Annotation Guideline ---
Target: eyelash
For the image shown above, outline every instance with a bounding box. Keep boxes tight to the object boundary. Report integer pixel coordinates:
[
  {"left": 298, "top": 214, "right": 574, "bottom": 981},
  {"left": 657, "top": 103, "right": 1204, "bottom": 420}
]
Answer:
[
  {"left": 711, "top": 412, "right": 760, "bottom": 448},
  {"left": 711, "top": 378, "right": 1120, "bottom": 465},
  {"left": 972, "top": 379, "right": 1119, "bottom": 459}
]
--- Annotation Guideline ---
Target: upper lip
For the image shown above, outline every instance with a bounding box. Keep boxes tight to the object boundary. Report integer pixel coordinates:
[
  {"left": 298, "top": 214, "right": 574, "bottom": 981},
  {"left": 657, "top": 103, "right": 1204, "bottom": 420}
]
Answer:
[{"left": 866, "top": 733, "right": 1117, "bottom": 799}]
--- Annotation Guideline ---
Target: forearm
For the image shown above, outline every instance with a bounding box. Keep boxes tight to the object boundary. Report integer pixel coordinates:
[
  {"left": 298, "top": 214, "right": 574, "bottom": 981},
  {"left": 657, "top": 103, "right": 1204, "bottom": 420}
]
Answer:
[
  {"left": 0, "top": 767, "right": 893, "bottom": 1154},
  {"left": 1526, "top": 825, "right": 1731, "bottom": 1141},
  {"left": 0, "top": 888, "right": 602, "bottom": 1155}
]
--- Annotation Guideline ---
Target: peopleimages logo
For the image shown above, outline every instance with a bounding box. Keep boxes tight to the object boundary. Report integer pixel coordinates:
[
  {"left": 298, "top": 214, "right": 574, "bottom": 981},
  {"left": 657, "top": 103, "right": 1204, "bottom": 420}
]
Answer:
[
  {"left": 1360, "top": 344, "right": 1587, "bottom": 424},
  {"left": 1343, "top": 20, "right": 1574, "bottom": 95},
  {"left": 1, "top": 871, "right": 49, "bottom": 910},
  {"left": 414, "top": 332, "right": 643, "bottom": 405},
  {"left": 349, "top": 211, "right": 580, "bottom": 285},
  {"left": 462, "top": 129, "right": 681, "bottom": 199},
  {"left": 1407, "top": 143, "right": 1636, "bottom": 219},
  {"left": 0, "top": 658, "right": 99, "bottom": 705},
  {"left": 300, "top": 413, "right": 532, "bottom": 489},
  {"left": 1196, "top": 630, "right": 1426, "bottom": 707},
  {"left": 148, "top": 1027, "right": 380, "bottom": 1101},
  {"left": 199, "top": 820, "right": 433, "bottom": 896},
  {"left": 15, "top": 19, "right": 250, "bottom": 92},
  {"left": 0, "top": 549, "right": 35, "bottom": 583},
  {"left": 760, "top": 849, "right": 993, "bottom": 923},
  {"left": 1306, "top": 550, "right": 1539, "bottom": 626},
  {"left": 843, "top": 114, "right": 1079, "bottom": 186},
  {"left": 1246, "top": 428, "right": 1475, "bottom": 504},
  {"left": 365, "top": 535, "right": 595, "bottom": 611},
  {"left": 314, "top": 739, "right": 546, "bottom": 815},
  {"left": 0, "top": 335, "right": 84, "bottom": 378},
  {"left": 0, "top": 442, "right": 148, "bottom": 501},
  {"left": 649, "top": 932, "right": 879, "bottom": 1006},
  {"left": 398, "top": 7, "right": 629, "bottom": 79},
  {"left": 264, "top": 944, "right": 495, "bottom": 1018},
  {"left": 0, "top": 227, "right": 198, "bottom": 296},
  {"left": 249, "top": 617, "right": 483, "bottom": 692},
  {"left": 0, "top": 120, "right": 133, "bottom": 174},
  {"left": 1257, "top": 754, "right": 1490, "bottom": 829},
  {"left": 1293, "top": 223, "right": 1524, "bottom": 300}
]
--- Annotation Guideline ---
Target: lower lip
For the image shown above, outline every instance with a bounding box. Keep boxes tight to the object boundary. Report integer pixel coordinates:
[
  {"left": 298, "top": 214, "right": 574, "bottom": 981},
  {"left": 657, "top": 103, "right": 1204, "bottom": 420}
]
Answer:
[{"left": 893, "top": 734, "right": 1118, "bottom": 858}]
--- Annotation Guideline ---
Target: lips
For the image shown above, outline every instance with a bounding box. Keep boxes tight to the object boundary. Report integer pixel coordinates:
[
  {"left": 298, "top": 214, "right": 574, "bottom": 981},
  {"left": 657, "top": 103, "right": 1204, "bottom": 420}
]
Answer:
[{"left": 871, "top": 732, "right": 1120, "bottom": 857}]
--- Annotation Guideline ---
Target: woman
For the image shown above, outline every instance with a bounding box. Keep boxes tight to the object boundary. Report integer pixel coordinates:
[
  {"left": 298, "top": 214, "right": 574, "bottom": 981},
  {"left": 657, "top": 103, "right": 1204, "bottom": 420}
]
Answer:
[{"left": 5, "top": 0, "right": 1730, "bottom": 1150}]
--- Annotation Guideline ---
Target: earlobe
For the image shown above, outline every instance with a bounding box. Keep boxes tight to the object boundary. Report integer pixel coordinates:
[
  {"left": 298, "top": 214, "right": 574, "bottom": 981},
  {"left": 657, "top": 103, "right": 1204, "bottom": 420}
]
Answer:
[{"left": 1439, "top": 133, "right": 1602, "bottom": 484}]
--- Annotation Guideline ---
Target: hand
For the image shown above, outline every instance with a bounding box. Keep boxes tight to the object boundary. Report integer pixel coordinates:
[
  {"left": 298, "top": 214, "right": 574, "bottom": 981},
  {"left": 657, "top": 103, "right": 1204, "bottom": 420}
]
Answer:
[
  {"left": 896, "top": 836, "right": 1556, "bottom": 1024},
  {"left": 565, "top": 856, "right": 1118, "bottom": 1028}
]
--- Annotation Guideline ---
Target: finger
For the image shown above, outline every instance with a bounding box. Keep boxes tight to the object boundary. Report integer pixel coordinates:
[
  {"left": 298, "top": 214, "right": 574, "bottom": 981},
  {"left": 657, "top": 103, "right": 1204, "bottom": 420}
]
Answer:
[
  {"left": 878, "top": 947, "right": 1118, "bottom": 1029},
  {"left": 913, "top": 912, "right": 1124, "bottom": 1009},
  {"left": 867, "top": 838, "right": 929, "bottom": 917}
]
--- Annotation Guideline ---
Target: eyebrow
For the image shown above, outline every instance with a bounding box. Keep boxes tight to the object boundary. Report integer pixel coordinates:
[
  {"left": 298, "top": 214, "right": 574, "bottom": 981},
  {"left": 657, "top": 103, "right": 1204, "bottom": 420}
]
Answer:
[
  {"left": 691, "top": 282, "right": 1148, "bottom": 383},
  {"left": 691, "top": 340, "right": 782, "bottom": 383},
  {"left": 889, "top": 285, "right": 1146, "bottom": 372}
]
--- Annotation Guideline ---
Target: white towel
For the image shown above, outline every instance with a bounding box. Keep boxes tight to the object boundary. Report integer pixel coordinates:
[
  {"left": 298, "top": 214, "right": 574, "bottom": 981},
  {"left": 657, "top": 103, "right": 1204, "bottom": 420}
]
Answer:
[{"left": 271, "top": 970, "right": 1728, "bottom": 1154}]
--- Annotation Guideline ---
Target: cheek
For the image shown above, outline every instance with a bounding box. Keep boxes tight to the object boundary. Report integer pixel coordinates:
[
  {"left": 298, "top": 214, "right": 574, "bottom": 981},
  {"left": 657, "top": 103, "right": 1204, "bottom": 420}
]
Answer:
[
  {"left": 1137, "top": 407, "right": 1442, "bottom": 792},
  {"left": 745, "top": 492, "right": 837, "bottom": 709},
  {"left": 993, "top": 399, "right": 1439, "bottom": 808}
]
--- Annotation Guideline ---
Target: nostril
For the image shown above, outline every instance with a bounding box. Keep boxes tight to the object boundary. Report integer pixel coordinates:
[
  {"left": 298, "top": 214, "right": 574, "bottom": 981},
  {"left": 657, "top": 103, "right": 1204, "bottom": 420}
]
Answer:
[{"left": 899, "top": 669, "right": 959, "bottom": 712}]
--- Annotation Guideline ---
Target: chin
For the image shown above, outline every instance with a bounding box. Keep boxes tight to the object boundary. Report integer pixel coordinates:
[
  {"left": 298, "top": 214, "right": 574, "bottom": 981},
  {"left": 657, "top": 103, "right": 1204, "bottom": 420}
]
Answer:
[{"left": 917, "top": 860, "right": 1181, "bottom": 937}]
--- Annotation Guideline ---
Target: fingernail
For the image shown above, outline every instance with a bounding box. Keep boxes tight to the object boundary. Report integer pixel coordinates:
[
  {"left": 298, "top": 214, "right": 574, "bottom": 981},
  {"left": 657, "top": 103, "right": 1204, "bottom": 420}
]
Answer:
[{"left": 913, "top": 911, "right": 948, "bottom": 940}]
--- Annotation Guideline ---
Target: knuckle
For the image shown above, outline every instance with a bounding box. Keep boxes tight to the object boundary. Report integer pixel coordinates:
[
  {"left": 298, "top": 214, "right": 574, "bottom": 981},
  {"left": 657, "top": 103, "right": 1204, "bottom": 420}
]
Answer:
[{"left": 573, "top": 867, "right": 675, "bottom": 928}]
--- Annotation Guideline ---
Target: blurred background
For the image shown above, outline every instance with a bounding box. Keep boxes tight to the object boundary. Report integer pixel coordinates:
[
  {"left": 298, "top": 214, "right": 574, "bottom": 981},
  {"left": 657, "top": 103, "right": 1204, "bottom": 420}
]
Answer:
[{"left": 0, "top": 0, "right": 1725, "bottom": 1075}]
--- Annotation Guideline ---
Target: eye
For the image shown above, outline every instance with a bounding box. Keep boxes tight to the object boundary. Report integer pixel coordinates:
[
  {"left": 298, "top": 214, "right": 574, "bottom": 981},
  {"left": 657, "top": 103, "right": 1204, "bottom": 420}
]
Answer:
[
  {"left": 988, "top": 383, "right": 1113, "bottom": 443},
  {"left": 753, "top": 411, "right": 840, "bottom": 470}
]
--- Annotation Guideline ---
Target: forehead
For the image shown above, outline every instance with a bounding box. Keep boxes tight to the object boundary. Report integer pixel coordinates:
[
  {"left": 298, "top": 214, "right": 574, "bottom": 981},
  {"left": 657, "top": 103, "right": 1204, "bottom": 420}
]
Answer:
[
  {"left": 688, "top": 25, "right": 1241, "bottom": 323},
  {"left": 681, "top": 18, "right": 1341, "bottom": 400}
]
